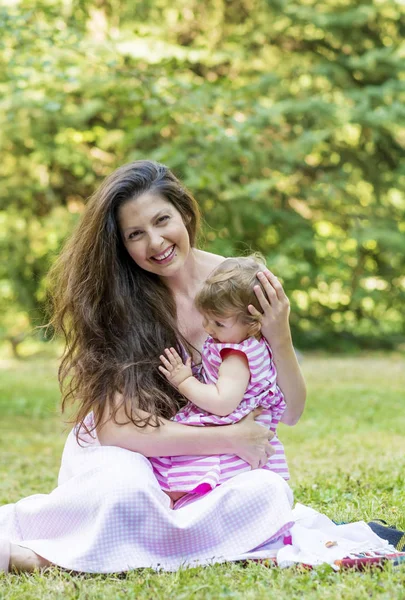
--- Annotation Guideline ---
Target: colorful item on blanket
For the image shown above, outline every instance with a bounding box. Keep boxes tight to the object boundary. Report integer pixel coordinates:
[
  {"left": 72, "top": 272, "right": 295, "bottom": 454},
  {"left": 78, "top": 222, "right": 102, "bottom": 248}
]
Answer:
[
  {"left": 335, "top": 548, "right": 405, "bottom": 569},
  {"left": 251, "top": 548, "right": 405, "bottom": 570}
]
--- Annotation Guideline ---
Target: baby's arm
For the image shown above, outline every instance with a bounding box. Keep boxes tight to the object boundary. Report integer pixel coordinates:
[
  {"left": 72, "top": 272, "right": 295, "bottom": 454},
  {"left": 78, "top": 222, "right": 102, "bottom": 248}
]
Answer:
[{"left": 159, "top": 348, "right": 250, "bottom": 417}]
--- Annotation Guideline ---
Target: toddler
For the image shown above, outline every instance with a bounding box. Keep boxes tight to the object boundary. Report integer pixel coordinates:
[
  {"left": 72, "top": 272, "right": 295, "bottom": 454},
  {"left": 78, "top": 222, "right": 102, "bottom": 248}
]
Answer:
[{"left": 150, "top": 255, "right": 289, "bottom": 502}]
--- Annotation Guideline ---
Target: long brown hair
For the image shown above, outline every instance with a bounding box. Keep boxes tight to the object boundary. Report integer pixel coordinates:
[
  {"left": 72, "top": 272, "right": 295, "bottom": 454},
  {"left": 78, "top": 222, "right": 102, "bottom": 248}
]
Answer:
[{"left": 48, "top": 160, "right": 200, "bottom": 438}]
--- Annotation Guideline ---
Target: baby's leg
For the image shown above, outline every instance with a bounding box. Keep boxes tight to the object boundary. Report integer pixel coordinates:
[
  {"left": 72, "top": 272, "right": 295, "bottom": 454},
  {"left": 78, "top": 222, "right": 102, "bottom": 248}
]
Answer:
[{"left": 165, "top": 490, "right": 187, "bottom": 507}]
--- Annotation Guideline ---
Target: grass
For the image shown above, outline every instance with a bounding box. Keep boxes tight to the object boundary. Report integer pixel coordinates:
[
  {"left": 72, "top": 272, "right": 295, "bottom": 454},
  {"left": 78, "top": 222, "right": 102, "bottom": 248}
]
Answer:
[{"left": 0, "top": 352, "right": 405, "bottom": 599}]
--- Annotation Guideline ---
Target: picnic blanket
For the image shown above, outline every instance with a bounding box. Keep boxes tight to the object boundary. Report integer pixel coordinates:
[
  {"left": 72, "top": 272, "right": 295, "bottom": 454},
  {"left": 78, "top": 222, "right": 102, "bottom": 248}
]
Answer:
[{"left": 234, "top": 504, "right": 405, "bottom": 571}]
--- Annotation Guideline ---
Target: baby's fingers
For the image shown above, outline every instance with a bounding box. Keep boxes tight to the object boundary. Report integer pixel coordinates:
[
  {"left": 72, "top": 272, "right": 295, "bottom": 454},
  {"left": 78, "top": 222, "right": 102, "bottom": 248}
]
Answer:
[
  {"left": 158, "top": 365, "right": 171, "bottom": 378},
  {"left": 164, "top": 348, "right": 179, "bottom": 366},
  {"left": 164, "top": 347, "right": 183, "bottom": 365},
  {"left": 169, "top": 347, "right": 183, "bottom": 363},
  {"left": 160, "top": 354, "right": 173, "bottom": 370}
]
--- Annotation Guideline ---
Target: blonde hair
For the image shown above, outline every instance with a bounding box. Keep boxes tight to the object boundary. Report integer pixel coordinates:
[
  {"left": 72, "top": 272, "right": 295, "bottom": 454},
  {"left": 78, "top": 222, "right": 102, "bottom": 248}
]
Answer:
[{"left": 195, "top": 254, "right": 267, "bottom": 338}]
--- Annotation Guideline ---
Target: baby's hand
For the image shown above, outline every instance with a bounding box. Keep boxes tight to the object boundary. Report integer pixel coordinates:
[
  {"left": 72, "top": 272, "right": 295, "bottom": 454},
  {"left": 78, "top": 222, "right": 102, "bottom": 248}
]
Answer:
[{"left": 159, "top": 347, "right": 193, "bottom": 389}]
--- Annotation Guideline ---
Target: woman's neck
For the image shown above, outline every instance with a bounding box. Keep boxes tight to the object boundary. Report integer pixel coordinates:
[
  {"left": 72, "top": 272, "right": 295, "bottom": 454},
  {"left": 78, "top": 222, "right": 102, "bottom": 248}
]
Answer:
[
  {"left": 164, "top": 249, "right": 213, "bottom": 298},
  {"left": 163, "top": 249, "right": 226, "bottom": 353}
]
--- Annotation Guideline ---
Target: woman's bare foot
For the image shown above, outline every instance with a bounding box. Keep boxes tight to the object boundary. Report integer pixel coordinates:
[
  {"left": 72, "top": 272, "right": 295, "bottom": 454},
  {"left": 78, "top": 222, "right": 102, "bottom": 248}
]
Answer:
[
  {"left": 9, "top": 543, "right": 51, "bottom": 572},
  {"left": 0, "top": 540, "right": 10, "bottom": 572}
]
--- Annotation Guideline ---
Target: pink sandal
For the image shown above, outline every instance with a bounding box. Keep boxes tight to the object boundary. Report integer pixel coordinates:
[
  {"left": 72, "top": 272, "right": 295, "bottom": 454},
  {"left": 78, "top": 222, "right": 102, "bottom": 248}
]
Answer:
[{"left": 0, "top": 539, "right": 10, "bottom": 573}]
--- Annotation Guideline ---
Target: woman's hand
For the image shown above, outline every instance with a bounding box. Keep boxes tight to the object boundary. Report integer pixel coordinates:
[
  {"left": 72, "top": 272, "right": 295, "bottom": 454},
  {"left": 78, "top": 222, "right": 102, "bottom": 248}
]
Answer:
[
  {"left": 249, "top": 270, "right": 307, "bottom": 427},
  {"left": 248, "top": 270, "right": 291, "bottom": 347},
  {"left": 229, "top": 409, "right": 275, "bottom": 469}
]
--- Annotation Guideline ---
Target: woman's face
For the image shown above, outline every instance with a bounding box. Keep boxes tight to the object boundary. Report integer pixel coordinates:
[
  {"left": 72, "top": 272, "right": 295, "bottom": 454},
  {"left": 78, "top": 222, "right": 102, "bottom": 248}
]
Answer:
[{"left": 118, "top": 192, "right": 191, "bottom": 277}]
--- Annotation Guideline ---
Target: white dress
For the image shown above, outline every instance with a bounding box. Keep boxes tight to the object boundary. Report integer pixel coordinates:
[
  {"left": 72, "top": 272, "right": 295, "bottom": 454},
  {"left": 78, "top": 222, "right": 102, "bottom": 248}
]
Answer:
[{"left": 0, "top": 414, "right": 391, "bottom": 573}]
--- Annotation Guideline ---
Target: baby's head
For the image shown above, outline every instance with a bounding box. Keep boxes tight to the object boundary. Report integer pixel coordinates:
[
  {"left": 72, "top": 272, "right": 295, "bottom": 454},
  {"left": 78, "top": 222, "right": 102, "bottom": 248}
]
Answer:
[{"left": 195, "top": 254, "right": 267, "bottom": 344}]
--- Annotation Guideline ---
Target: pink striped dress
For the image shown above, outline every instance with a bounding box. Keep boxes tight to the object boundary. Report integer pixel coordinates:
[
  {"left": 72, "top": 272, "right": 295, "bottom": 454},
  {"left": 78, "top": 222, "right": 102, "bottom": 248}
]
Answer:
[{"left": 150, "top": 336, "right": 289, "bottom": 494}]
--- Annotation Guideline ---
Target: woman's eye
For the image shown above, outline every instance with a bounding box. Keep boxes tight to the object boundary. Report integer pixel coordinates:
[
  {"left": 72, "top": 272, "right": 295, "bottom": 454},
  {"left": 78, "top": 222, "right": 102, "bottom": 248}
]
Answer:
[
  {"left": 157, "top": 215, "right": 170, "bottom": 224},
  {"left": 128, "top": 231, "right": 142, "bottom": 240},
  {"left": 215, "top": 321, "right": 224, "bottom": 328}
]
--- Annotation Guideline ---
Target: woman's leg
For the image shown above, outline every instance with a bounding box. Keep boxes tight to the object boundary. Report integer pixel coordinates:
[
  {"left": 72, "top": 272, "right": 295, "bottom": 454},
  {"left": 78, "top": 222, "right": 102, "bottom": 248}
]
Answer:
[
  {"left": 1, "top": 539, "right": 50, "bottom": 573},
  {"left": 9, "top": 545, "right": 51, "bottom": 572},
  {"left": 0, "top": 443, "right": 295, "bottom": 573},
  {"left": 0, "top": 445, "right": 171, "bottom": 573}
]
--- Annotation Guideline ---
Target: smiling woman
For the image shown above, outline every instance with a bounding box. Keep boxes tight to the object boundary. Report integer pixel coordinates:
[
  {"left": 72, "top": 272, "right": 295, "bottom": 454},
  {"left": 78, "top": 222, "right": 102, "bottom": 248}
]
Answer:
[
  {"left": 0, "top": 160, "right": 292, "bottom": 573},
  {"left": 118, "top": 192, "right": 191, "bottom": 276}
]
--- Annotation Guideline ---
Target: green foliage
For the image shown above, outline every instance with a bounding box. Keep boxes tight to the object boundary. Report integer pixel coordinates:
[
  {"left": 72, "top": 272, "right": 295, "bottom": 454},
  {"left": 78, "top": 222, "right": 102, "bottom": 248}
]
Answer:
[{"left": 1, "top": 0, "right": 404, "bottom": 350}]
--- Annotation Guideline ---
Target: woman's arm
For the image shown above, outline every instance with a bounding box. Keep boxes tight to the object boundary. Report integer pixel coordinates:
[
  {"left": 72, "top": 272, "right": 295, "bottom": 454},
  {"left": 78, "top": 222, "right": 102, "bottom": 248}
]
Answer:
[
  {"left": 97, "top": 403, "right": 274, "bottom": 468},
  {"left": 249, "top": 270, "right": 306, "bottom": 426},
  {"left": 269, "top": 335, "right": 306, "bottom": 425},
  {"left": 159, "top": 348, "right": 250, "bottom": 416}
]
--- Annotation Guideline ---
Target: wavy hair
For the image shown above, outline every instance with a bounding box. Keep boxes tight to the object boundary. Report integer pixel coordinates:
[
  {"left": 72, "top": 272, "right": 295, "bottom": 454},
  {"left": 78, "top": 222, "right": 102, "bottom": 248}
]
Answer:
[
  {"left": 48, "top": 160, "right": 200, "bottom": 439},
  {"left": 195, "top": 254, "right": 267, "bottom": 338}
]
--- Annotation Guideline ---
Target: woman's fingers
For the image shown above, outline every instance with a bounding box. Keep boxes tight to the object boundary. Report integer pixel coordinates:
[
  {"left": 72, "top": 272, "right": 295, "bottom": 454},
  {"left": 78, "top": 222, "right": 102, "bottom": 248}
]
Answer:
[
  {"left": 256, "top": 272, "right": 277, "bottom": 303},
  {"left": 254, "top": 452, "right": 269, "bottom": 470},
  {"left": 258, "top": 270, "right": 288, "bottom": 301},
  {"left": 265, "top": 270, "right": 288, "bottom": 299},
  {"left": 247, "top": 304, "right": 262, "bottom": 317},
  {"left": 257, "top": 443, "right": 275, "bottom": 467},
  {"left": 253, "top": 282, "right": 272, "bottom": 312},
  {"left": 235, "top": 409, "right": 276, "bottom": 469}
]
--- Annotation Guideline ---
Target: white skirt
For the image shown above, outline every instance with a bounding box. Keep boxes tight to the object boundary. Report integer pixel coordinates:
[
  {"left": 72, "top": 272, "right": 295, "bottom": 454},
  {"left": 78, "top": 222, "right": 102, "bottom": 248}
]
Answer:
[{"left": 0, "top": 423, "right": 390, "bottom": 573}]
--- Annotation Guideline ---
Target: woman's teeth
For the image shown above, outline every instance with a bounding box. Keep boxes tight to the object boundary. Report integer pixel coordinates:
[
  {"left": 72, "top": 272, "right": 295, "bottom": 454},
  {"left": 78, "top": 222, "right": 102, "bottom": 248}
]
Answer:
[{"left": 152, "top": 245, "right": 175, "bottom": 262}]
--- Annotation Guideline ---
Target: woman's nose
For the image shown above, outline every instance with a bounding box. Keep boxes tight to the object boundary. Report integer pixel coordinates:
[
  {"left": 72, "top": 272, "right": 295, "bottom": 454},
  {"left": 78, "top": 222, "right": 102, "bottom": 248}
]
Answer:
[{"left": 148, "top": 231, "right": 164, "bottom": 253}]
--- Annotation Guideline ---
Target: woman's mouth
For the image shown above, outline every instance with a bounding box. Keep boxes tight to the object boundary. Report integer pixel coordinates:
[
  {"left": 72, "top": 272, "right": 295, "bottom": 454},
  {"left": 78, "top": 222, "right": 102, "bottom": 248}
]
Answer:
[{"left": 151, "top": 245, "right": 176, "bottom": 264}]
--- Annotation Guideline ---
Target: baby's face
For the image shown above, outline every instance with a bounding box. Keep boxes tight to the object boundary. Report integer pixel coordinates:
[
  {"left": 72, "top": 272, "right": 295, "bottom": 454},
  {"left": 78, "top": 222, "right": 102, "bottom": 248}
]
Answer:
[{"left": 201, "top": 313, "right": 252, "bottom": 344}]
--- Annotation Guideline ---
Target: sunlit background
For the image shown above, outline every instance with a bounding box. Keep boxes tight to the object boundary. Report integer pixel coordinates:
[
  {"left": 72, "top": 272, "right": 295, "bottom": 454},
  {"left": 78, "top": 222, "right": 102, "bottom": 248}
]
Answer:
[{"left": 1, "top": 0, "right": 404, "bottom": 356}]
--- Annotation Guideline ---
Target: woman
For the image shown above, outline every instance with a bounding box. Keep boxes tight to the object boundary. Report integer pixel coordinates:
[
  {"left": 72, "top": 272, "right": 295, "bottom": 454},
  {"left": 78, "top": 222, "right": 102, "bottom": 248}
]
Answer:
[
  {"left": 0, "top": 160, "right": 305, "bottom": 573},
  {"left": 0, "top": 161, "right": 393, "bottom": 573}
]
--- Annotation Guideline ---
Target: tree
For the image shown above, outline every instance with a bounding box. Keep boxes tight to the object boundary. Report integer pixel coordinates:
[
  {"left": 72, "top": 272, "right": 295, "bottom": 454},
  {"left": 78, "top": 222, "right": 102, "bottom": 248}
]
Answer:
[{"left": 1, "top": 0, "right": 404, "bottom": 351}]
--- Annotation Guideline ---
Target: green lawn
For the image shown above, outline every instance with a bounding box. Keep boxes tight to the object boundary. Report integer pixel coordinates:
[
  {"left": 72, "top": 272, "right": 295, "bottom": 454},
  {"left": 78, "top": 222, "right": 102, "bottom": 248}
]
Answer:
[{"left": 1, "top": 353, "right": 405, "bottom": 599}]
